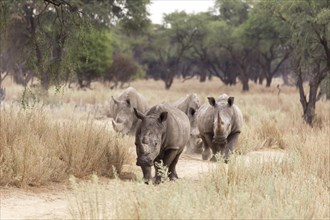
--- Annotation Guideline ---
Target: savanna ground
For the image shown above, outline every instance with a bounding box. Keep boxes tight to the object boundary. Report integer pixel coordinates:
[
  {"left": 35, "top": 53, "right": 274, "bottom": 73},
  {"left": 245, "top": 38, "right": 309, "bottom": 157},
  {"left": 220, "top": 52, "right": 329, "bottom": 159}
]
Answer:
[{"left": 0, "top": 77, "right": 329, "bottom": 219}]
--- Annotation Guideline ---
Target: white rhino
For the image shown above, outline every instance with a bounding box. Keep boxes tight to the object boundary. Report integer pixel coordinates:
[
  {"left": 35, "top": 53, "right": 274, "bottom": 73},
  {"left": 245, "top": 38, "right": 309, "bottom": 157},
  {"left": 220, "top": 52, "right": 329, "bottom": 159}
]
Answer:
[
  {"left": 134, "top": 103, "right": 190, "bottom": 184},
  {"left": 110, "top": 87, "right": 149, "bottom": 135},
  {"left": 197, "top": 94, "right": 243, "bottom": 162},
  {"left": 172, "top": 93, "right": 203, "bottom": 153}
]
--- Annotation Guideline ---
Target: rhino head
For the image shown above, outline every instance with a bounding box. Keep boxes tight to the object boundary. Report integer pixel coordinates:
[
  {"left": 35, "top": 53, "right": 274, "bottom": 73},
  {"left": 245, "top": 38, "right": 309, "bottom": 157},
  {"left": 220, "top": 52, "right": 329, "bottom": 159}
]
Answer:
[
  {"left": 111, "top": 96, "right": 135, "bottom": 135},
  {"left": 208, "top": 96, "right": 234, "bottom": 145},
  {"left": 134, "top": 108, "right": 168, "bottom": 183}
]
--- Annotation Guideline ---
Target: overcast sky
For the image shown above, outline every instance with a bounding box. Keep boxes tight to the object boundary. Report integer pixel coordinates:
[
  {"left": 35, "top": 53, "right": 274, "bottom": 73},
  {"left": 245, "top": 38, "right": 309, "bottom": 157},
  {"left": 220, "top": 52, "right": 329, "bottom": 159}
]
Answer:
[{"left": 148, "top": 0, "right": 215, "bottom": 24}]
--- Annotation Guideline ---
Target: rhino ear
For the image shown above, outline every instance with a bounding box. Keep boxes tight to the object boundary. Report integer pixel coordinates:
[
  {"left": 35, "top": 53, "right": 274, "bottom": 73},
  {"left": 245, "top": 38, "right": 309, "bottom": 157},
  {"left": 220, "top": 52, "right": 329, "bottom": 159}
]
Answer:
[
  {"left": 158, "top": 112, "right": 168, "bottom": 123},
  {"left": 134, "top": 108, "right": 145, "bottom": 120},
  {"left": 228, "top": 97, "right": 234, "bottom": 107},
  {"left": 188, "top": 107, "right": 196, "bottom": 117},
  {"left": 126, "top": 99, "right": 131, "bottom": 106},
  {"left": 112, "top": 96, "right": 120, "bottom": 105},
  {"left": 207, "top": 97, "right": 216, "bottom": 107}
]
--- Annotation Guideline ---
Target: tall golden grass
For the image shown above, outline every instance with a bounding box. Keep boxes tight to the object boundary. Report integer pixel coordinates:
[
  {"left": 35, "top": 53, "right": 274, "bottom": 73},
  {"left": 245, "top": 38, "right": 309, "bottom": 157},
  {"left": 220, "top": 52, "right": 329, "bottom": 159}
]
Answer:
[
  {"left": 1, "top": 77, "right": 329, "bottom": 218},
  {"left": 69, "top": 147, "right": 329, "bottom": 219},
  {"left": 0, "top": 104, "right": 134, "bottom": 187}
]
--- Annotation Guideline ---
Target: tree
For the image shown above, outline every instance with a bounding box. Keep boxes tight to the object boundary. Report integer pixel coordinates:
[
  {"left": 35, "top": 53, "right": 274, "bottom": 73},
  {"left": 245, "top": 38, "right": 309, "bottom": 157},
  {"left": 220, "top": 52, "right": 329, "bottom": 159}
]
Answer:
[
  {"left": 215, "top": 0, "right": 249, "bottom": 26},
  {"left": 319, "top": 74, "right": 330, "bottom": 100},
  {"left": 213, "top": 0, "right": 252, "bottom": 91},
  {"left": 104, "top": 53, "right": 141, "bottom": 89},
  {"left": 265, "top": 0, "right": 330, "bottom": 126},
  {"left": 242, "top": 4, "right": 291, "bottom": 87},
  {"left": 0, "top": 1, "right": 89, "bottom": 89},
  {"left": 75, "top": 30, "right": 112, "bottom": 88},
  {"left": 143, "top": 12, "right": 199, "bottom": 89},
  {"left": 102, "top": 22, "right": 147, "bottom": 88},
  {"left": 0, "top": 0, "right": 151, "bottom": 90},
  {"left": 186, "top": 13, "right": 238, "bottom": 84}
]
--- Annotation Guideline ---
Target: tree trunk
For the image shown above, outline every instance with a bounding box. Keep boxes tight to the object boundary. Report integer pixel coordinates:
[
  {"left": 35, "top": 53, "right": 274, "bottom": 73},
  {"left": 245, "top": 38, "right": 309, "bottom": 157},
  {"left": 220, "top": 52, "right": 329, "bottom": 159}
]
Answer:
[
  {"left": 199, "top": 71, "right": 206, "bottom": 82},
  {"left": 282, "top": 72, "right": 290, "bottom": 85},
  {"left": 228, "top": 72, "right": 237, "bottom": 85},
  {"left": 303, "top": 80, "right": 319, "bottom": 125},
  {"left": 242, "top": 80, "right": 249, "bottom": 91},
  {"left": 253, "top": 77, "right": 257, "bottom": 84},
  {"left": 52, "top": 32, "right": 66, "bottom": 86},
  {"left": 303, "top": 103, "right": 316, "bottom": 125},
  {"left": 240, "top": 69, "right": 249, "bottom": 91},
  {"left": 25, "top": 4, "right": 48, "bottom": 90},
  {"left": 297, "top": 68, "right": 326, "bottom": 126},
  {"left": 164, "top": 70, "right": 174, "bottom": 89},
  {"left": 165, "top": 76, "right": 173, "bottom": 90},
  {"left": 40, "top": 72, "right": 50, "bottom": 90},
  {"left": 266, "top": 77, "right": 272, "bottom": 87}
]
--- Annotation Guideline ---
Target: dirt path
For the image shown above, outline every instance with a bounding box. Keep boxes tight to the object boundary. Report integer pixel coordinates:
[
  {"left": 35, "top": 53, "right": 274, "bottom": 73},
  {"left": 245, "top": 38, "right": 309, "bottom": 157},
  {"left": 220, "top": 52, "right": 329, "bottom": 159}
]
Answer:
[
  {"left": 0, "top": 150, "right": 285, "bottom": 219},
  {"left": 1, "top": 185, "right": 70, "bottom": 219}
]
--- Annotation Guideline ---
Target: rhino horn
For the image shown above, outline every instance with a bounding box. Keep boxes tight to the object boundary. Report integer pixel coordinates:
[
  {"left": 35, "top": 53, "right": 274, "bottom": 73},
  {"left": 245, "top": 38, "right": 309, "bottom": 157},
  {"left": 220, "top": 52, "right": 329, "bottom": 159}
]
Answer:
[
  {"left": 134, "top": 108, "right": 145, "bottom": 120},
  {"left": 112, "top": 119, "right": 124, "bottom": 132},
  {"left": 140, "top": 143, "right": 150, "bottom": 155},
  {"left": 216, "top": 112, "right": 224, "bottom": 134}
]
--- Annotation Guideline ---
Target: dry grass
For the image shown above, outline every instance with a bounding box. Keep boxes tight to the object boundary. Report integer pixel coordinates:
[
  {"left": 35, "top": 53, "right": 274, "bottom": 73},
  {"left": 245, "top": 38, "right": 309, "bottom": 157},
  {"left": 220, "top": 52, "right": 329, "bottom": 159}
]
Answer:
[
  {"left": 0, "top": 104, "right": 134, "bottom": 187},
  {"left": 68, "top": 147, "right": 329, "bottom": 219},
  {"left": 1, "top": 77, "right": 329, "bottom": 219}
]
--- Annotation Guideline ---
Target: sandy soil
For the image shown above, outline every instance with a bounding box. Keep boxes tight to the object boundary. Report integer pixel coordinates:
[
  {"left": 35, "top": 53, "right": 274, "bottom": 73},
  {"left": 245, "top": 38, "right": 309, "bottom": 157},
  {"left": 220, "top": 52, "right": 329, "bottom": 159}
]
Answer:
[{"left": 0, "top": 150, "right": 285, "bottom": 219}]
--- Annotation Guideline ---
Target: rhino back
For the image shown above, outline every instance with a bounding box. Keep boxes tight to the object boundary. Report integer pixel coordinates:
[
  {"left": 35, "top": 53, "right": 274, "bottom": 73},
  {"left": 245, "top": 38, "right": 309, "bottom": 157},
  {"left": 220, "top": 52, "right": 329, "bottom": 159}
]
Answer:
[
  {"left": 147, "top": 104, "right": 190, "bottom": 151},
  {"left": 172, "top": 95, "right": 190, "bottom": 114},
  {"left": 196, "top": 103, "right": 214, "bottom": 134},
  {"left": 123, "top": 87, "right": 148, "bottom": 112},
  {"left": 172, "top": 93, "right": 200, "bottom": 114},
  {"left": 231, "top": 104, "right": 243, "bottom": 133},
  {"left": 133, "top": 92, "right": 149, "bottom": 113}
]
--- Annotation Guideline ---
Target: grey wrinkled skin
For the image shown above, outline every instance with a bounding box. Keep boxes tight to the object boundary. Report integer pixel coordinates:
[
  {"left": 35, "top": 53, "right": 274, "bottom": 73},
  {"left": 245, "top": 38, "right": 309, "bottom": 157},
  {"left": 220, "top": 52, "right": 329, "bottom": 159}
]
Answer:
[
  {"left": 197, "top": 94, "right": 243, "bottom": 162},
  {"left": 110, "top": 87, "right": 149, "bottom": 135},
  {"left": 134, "top": 103, "right": 190, "bottom": 184},
  {"left": 172, "top": 93, "right": 203, "bottom": 153}
]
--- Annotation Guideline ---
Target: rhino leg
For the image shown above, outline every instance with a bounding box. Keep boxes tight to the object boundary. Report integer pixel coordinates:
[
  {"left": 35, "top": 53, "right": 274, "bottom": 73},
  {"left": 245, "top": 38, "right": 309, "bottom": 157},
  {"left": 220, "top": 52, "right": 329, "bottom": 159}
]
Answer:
[
  {"left": 201, "top": 134, "right": 213, "bottom": 160},
  {"left": 141, "top": 166, "right": 152, "bottom": 184},
  {"left": 223, "top": 132, "right": 240, "bottom": 162},
  {"left": 194, "top": 139, "right": 204, "bottom": 154},
  {"left": 154, "top": 149, "right": 179, "bottom": 184},
  {"left": 210, "top": 144, "right": 226, "bottom": 162},
  {"left": 168, "top": 150, "right": 184, "bottom": 181}
]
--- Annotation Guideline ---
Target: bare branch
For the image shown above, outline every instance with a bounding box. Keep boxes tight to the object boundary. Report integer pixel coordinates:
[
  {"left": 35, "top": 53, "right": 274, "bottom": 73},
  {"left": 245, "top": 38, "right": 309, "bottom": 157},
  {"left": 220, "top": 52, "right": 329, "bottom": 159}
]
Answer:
[
  {"left": 44, "top": 0, "right": 78, "bottom": 13},
  {"left": 271, "top": 51, "right": 290, "bottom": 77}
]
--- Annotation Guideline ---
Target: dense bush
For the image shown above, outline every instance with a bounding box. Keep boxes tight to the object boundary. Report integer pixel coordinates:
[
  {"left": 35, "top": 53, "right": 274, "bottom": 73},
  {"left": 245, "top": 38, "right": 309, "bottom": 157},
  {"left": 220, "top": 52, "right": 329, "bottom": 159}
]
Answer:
[
  {"left": 104, "top": 53, "right": 145, "bottom": 89},
  {"left": 75, "top": 30, "right": 113, "bottom": 88}
]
